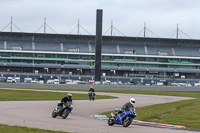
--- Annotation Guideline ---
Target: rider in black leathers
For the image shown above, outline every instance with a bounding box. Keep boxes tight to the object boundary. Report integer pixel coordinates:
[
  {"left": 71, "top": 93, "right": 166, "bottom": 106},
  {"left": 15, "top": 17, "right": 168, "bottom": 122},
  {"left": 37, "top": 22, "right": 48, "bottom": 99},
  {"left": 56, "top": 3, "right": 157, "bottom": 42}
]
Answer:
[
  {"left": 61, "top": 93, "right": 72, "bottom": 103},
  {"left": 89, "top": 86, "right": 95, "bottom": 92},
  {"left": 88, "top": 86, "right": 95, "bottom": 101},
  {"left": 57, "top": 93, "right": 72, "bottom": 112}
]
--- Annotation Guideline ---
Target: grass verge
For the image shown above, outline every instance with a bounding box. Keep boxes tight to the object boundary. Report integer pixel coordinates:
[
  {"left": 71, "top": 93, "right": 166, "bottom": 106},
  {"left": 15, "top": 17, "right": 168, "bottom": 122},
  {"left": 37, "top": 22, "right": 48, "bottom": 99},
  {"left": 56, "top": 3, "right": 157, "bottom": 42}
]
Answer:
[
  {"left": 0, "top": 124, "right": 67, "bottom": 133},
  {"left": 0, "top": 89, "right": 116, "bottom": 101},
  {"left": 96, "top": 90, "right": 200, "bottom": 130}
]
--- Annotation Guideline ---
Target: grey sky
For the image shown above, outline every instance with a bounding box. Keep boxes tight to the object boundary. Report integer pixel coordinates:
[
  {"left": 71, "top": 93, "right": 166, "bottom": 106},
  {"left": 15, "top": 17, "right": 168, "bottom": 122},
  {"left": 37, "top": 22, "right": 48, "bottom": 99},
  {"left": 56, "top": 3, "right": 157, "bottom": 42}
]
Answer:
[{"left": 0, "top": 0, "right": 200, "bottom": 39}]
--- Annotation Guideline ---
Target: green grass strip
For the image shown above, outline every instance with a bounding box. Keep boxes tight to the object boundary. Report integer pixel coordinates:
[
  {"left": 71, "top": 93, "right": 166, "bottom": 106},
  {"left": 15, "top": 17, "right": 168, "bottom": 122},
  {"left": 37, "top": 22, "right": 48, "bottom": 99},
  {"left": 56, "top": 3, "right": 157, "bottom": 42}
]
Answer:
[
  {"left": 0, "top": 89, "right": 116, "bottom": 101},
  {"left": 0, "top": 124, "right": 67, "bottom": 133}
]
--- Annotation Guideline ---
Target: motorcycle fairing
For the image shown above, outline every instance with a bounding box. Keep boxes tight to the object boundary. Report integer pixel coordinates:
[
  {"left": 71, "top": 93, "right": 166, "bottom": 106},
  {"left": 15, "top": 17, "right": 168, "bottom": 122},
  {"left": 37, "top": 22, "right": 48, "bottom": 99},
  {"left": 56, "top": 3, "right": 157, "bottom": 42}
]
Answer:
[
  {"left": 64, "top": 109, "right": 68, "bottom": 113},
  {"left": 113, "top": 109, "right": 136, "bottom": 125}
]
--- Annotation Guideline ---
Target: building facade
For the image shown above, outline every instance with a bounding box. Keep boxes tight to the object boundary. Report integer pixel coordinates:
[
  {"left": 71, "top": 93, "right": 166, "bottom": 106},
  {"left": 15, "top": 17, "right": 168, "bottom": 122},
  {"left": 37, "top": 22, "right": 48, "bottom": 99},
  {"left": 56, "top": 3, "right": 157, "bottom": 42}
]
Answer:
[{"left": 1, "top": 32, "right": 200, "bottom": 79}]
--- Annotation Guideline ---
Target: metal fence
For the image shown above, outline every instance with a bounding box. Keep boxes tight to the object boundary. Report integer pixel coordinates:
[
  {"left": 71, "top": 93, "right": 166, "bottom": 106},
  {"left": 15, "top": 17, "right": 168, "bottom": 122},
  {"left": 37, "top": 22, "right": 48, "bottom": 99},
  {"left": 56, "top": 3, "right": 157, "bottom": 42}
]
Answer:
[{"left": 0, "top": 83, "right": 200, "bottom": 91}]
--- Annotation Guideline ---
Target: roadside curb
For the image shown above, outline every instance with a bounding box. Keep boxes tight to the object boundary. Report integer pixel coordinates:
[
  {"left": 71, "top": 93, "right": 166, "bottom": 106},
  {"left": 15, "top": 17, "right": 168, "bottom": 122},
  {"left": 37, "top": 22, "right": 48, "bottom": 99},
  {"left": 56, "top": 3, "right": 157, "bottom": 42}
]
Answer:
[
  {"left": 132, "top": 120, "right": 185, "bottom": 129},
  {"left": 93, "top": 114, "right": 185, "bottom": 129}
]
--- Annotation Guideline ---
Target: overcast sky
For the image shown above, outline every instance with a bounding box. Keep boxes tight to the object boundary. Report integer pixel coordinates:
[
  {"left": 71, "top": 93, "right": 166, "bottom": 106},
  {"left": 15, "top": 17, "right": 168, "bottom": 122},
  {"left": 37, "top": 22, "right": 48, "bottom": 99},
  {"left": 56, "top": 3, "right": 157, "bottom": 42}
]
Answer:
[{"left": 0, "top": 0, "right": 200, "bottom": 39}]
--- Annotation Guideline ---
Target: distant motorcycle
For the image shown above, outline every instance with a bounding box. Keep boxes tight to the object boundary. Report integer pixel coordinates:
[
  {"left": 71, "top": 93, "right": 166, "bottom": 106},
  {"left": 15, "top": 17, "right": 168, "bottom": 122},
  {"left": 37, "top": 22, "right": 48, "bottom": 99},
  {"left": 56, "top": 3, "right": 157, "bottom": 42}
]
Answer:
[
  {"left": 88, "top": 91, "right": 95, "bottom": 101},
  {"left": 108, "top": 108, "right": 136, "bottom": 127},
  {"left": 52, "top": 101, "right": 73, "bottom": 119}
]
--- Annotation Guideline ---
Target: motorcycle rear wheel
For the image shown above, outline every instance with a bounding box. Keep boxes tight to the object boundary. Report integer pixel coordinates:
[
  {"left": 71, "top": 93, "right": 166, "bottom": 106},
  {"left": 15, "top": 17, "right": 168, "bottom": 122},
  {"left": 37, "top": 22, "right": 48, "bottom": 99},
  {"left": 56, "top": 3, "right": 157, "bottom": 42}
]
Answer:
[
  {"left": 52, "top": 109, "right": 57, "bottom": 118},
  {"left": 123, "top": 116, "right": 132, "bottom": 127},
  {"left": 108, "top": 117, "right": 114, "bottom": 126}
]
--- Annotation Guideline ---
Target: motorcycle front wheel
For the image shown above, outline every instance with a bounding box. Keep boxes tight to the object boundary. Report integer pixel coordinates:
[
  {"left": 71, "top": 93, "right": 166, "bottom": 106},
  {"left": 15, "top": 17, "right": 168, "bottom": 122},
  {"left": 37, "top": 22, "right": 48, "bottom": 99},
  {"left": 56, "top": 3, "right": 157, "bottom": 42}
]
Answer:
[
  {"left": 92, "top": 96, "right": 95, "bottom": 101},
  {"left": 108, "top": 117, "right": 114, "bottom": 126},
  {"left": 123, "top": 116, "right": 133, "bottom": 127},
  {"left": 62, "top": 110, "right": 70, "bottom": 119}
]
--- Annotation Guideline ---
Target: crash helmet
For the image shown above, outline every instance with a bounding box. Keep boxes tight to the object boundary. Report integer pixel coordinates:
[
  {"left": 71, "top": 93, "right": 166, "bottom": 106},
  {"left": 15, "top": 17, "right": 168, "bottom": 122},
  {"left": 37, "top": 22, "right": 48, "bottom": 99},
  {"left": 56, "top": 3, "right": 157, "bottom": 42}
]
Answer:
[
  {"left": 90, "top": 86, "right": 93, "bottom": 89},
  {"left": 67, "top": 93, "right": 72, "bottom": 99},
  {"left": 129, "top": 98, "right": 135, "bottom": 105}
]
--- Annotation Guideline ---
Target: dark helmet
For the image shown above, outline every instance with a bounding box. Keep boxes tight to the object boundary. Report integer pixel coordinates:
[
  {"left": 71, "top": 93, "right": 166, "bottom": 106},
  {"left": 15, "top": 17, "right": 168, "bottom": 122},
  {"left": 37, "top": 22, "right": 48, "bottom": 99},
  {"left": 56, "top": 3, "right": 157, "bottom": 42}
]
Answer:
[{"left": 67, "top": 93, "right": 72, "bottom": 99}]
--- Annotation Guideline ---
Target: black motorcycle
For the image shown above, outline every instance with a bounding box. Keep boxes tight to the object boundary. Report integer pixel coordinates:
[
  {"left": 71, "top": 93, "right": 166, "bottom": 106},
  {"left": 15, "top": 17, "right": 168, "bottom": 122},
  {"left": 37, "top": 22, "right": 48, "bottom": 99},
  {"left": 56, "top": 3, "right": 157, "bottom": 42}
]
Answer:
[
  {"left": 52, "top": 101, "right": 73, "bottom": 119},
  {"left": 88, "top": 91, "right": 95, "bottom": 101}
]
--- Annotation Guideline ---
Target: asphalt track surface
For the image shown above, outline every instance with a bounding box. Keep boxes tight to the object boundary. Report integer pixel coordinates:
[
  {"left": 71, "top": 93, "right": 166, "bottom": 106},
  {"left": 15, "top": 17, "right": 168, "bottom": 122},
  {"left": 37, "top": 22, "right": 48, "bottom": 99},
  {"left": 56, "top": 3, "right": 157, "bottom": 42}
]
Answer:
[{"left": 0, "top": 88, "right": 198, "bottom": 133}]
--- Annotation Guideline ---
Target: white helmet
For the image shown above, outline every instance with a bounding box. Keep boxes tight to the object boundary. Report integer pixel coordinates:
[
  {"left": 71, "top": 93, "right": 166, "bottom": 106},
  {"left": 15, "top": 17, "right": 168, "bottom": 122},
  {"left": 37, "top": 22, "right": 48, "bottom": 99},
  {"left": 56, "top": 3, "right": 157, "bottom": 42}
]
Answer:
[
  {"left": 67, "top": 93, "right": 72, "bottom": 99},
  {"left": 130, "top": 98, "right": 135, "bottom": 105}
]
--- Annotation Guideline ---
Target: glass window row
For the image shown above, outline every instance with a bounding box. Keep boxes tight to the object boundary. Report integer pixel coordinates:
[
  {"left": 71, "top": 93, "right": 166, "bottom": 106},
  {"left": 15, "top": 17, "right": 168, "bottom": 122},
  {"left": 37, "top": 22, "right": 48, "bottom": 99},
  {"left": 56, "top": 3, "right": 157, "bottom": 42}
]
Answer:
[{"left": 0, "top": 52, "right": 200, "bottom": 65}]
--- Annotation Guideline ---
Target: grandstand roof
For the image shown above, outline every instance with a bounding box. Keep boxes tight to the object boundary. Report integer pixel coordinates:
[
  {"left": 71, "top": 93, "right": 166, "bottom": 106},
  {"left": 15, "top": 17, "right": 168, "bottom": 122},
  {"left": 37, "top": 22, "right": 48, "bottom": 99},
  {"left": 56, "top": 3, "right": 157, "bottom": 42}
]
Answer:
[{"left": 1, "top": 31, "right": 200, "bottom": 47}]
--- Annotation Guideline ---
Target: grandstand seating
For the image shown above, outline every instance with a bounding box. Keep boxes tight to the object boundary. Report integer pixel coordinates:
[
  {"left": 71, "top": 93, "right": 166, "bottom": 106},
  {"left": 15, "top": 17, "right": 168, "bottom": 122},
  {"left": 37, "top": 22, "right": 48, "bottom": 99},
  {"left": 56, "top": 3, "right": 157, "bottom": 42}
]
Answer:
[
  {"left": 147, "top": 45, "right": 173, "bottom": 56},
  {"left": 6, "top": 40, "right": 32, "bottom": 51},
  {"left": 174, "top": 46, "right": 200, "bottom": 57},
  {"left": 35, "top": 42, "right": 60, "bottom": 52},
  {"left": 63, "top": 43, "right": 89, "bottom": 53},
  {"left": 118, "top": 44, "right": 145, "bottom": 55},
  {"left": 3, "top": 40, "right": 200, "bottom": 58},
  {"left": 0, "top": 40, "right": 4, "bottom": 49},
  {"left": 1, "top": 32, "right": 200, "bottom": 80},
  {"left": 102, "top": 44, "right": 117, "bottom": 54}
]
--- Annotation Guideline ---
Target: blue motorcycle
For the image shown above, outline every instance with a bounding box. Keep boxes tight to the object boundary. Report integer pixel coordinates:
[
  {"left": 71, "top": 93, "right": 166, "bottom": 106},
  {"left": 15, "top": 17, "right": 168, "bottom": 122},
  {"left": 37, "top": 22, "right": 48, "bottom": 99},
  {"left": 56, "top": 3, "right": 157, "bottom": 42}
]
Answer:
[{"left": 108, "top": 108, "right": 136, "bottom": 127}]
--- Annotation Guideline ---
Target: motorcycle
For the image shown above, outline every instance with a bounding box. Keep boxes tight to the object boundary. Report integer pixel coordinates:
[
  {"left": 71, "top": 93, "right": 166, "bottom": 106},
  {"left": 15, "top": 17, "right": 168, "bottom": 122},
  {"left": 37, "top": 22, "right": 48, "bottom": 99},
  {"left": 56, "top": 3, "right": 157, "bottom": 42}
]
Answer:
[
  {"left": 108, "top": 107, "right": 136, "bottom": 127},
  {"left": 88, "top": 91, "right": 95, "bottom": 101},
  {"left": 52, "top": 101, "right": 73, "bottom": 119}
]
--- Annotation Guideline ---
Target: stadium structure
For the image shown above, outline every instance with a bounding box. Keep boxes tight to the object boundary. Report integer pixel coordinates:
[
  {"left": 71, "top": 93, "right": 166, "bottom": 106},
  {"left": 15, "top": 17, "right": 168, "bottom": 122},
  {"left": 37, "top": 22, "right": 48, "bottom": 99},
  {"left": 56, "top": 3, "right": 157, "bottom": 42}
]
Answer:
[{"left": 1, "top": 30, "right": 200, "bottom": 82}]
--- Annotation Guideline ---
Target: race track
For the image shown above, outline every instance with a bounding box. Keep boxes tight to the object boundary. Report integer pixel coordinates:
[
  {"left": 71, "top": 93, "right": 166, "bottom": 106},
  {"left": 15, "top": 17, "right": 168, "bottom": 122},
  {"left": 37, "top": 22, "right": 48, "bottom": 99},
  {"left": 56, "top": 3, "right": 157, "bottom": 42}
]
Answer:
[{"left": 0, "top": 88, "right": 197, "bottom": 133}]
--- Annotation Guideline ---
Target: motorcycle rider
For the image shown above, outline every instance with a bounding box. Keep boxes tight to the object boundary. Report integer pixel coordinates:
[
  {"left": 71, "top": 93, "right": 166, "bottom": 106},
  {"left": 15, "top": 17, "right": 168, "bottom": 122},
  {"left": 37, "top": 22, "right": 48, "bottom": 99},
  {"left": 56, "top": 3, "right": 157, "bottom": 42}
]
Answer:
[
  {"left": 56, "top": 93, "right": 72, "bottom": 112},
  {"left": 114, "top": 98, "right": 135, "bottom": 117},
  {"left": 61, "top": 93, "right": 72, "bottom": 103},
  {"left": 122, "top": 98, "right": 135, "bottom": 111},
  {"left": 88, "top": 86, "right": 95, "bottom": 101},
  {"left": 89, "top": 86, "right": 95, "bottom": 92}
]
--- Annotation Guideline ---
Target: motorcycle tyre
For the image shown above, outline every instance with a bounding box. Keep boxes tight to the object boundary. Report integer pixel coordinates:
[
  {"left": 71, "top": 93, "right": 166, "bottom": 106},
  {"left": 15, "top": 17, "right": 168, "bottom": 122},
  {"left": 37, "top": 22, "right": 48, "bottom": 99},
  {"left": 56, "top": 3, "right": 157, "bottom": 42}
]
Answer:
[
  {"left": 108, "top": 117, "right": 114, "bottom": 126},
  {"left": 92, "top": 97, "right": 95, "bottom": 101},
  {"left": 123, "top": 116, "right": 133, "bottom": 127},
  {"left": 52, "top": 109, "right": 57, "bottom": 118},
  {"left": 62, "top": 110, "right": 70, "bottom": 119}
]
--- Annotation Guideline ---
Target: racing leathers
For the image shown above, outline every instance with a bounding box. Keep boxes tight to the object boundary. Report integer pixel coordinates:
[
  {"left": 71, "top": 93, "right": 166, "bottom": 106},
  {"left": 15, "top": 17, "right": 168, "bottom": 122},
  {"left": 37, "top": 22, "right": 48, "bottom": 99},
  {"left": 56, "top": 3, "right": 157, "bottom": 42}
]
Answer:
[
  {"left": 114, "top": 102, "right": 134, "bottom": 118},
  {"left": 121, "top": 102, "right": 134, "bottom": 111},
  {"left": 57, "top": 97, "right": 72, "bottom": 112}
]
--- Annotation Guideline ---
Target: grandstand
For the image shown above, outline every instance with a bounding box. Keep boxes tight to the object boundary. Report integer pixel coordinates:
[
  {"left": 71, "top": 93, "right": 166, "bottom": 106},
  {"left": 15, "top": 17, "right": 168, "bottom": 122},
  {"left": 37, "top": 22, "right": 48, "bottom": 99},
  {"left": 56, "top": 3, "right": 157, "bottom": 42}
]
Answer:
[{"left": 0, "top": 31, "right": 200, "bottom": 81}]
